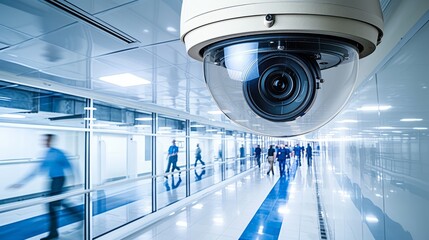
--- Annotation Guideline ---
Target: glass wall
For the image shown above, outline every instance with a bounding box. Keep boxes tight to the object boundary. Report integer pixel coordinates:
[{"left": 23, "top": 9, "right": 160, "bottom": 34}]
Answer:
[
  {"left": 0, "top": 81, "right": 263, "bottom": 239},
  {"left": 156, "top": 116, "right": 186, "bottom": 209},
  {"left": 189, "top": 122, "right": 223, "bottom": 194}
]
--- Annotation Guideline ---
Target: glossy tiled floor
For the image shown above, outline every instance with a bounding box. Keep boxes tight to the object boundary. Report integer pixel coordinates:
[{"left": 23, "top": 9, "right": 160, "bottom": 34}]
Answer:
[{"left": 125, "top": 158, "right": 321, "bottom": 240}]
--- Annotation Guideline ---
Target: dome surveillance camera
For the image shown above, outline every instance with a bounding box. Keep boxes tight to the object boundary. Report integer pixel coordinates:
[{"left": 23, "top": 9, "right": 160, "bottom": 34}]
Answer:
[{"left": 180, "top": 0, "right": 383, "bottom": 137}]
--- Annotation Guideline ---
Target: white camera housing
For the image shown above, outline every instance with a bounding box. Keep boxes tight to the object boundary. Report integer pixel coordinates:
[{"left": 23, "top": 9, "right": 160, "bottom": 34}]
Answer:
[{"left": 180, "top": 0, "right": 383, "bottom": 136}]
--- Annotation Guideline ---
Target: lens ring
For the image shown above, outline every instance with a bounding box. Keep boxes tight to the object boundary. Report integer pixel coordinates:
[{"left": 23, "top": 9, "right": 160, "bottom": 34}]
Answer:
[
  {"left": 260, "top": 65, "right": 298, "bottom": 102},
  {"left": 243, "top": 53, "right": 318, "bottom": 121}
]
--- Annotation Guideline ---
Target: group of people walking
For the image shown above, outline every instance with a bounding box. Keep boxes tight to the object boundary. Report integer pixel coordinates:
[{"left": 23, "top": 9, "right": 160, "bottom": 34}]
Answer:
[{"left": 261, "top": 143, "right": 313, "bottom": 176}]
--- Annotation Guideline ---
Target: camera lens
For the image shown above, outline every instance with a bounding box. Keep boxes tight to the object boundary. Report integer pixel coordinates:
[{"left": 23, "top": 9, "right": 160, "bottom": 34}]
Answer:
[
  {"left": 243, "top": 53, "right": 318, "bottom": 121},
  {"left": 262, "top": 66, "right": 295, "bottom": 101}
]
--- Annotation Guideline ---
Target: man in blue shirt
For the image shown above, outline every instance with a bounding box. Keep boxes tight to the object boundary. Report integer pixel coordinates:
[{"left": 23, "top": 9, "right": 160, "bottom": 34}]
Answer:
[
  {"left": 276, "top": 144, "right": 290, "bottom": 176},
  {"left": 165, "top": 139, "right": 180, "bottom": 178},
  {"left": 10, "top": 134, "right": 81, "bottom": 240},
  {"left": 239, "top": 144, "right": 245, "bottom": 165},
  {"left": 293, "top": 143, "right": 302, "bottom": 167},
  {"left": 306, "top": 143, "right": 313, "bottom": 166},
  {"left": 254, "top": 144, "right": 262, "bottom": 168}
]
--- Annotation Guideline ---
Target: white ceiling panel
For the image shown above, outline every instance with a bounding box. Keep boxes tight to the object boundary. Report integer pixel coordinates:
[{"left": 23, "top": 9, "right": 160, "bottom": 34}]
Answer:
[{"left": 0, "top": 0, "right": 76, "bottom": 37}]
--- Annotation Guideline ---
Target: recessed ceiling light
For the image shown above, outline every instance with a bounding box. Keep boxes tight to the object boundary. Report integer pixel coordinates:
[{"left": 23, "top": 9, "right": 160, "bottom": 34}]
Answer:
[
  {"left": 99, "top": 73, "right": 151, "bottom": 87},
  {"left": 400, "top": 118, "right": 423, "bottom": 122},
  {"left": 337, "top": 119, "right": 358, "bottom": 123},
  {"left": 357, "top": 105, "right": 391, "bottom": 111},
  {"left": 0, "top": 114, "right": 25, "bottom": 119},
  {"left": 135, "top": 117, "right": 152, "bottom": 121},
  {"left": 190, "top": 124, "right": 205, "bottom": 127},
  {"left": 375, "top": 126, "right": 394, "bottom": 130},
  {"left": 208, "top": 110, "right": 223, "bottom": 115},
  {"left": 166, "top": 26, "right": 177, "bottom": 32}
]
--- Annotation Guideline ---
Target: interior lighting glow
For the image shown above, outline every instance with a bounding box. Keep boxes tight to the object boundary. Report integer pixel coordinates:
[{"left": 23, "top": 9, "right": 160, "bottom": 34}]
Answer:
[
  {"left": 208, "top": 110, "right": 223, "bottom": 115},
  {"left": 213, "top": 217, "right": 224, "bottom": 224},
  {"left": 84, "top": 107, "right": 97, "bottom": 111},
  {"left": 375, "top": 126, "right": 394, "bottom": 130},
  {"left": 192, "top": 204, "right": 203, "bottom": 209},
  {"left": 166, "top": 26, "right": 177, "bottom": 32},
  {"left": 277, "top": 206, "right": 290, "bottom": 215},
  {"left": 176, "top": 221, "right": 187, "bottom": 227},
  {"left": 333, "top": 127, "right": 349, "bottom": 130},
  {"left": 365, "top": 215, "right": 379, "bottom": 223},
  {"left": 258, "top": 225, "right": 264, "bottom": 235},
  {"left": 135, "top": 117, "right": 152, "bottom": 121},
  {"left": 357, "top": 105, "right": 391, "bottom": 111},
  {"left": 400, "top": 118, "right": 423, "bottom": 122},
  {"left": 99, "top": 73, "right": 151, "bottom": 87},
  {"left": 0, "top": 114, "right": 26, "bottom": 119},
  {"left": 337, "top": 119, "right": 358, "bottom": 123},
  {"left": 190, "top": 124, "right": 205, "bottom": 127},
  {"left": 413, "top": 127, "right": 428, "bottom": 130}
]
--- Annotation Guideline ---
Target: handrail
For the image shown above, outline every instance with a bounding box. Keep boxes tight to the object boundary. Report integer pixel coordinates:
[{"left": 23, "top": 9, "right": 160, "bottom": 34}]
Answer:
[
  {"left": 0, "top": 155, "right": 80, "bottom": 165},
  {"left": 0, "top": 155, "right": 260, "bottom": 214},
  {"left": 0, "top": 189, "right": 93, "bottom": 214}
]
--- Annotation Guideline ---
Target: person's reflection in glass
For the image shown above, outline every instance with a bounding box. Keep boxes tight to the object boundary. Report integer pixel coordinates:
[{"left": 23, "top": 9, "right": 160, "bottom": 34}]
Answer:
[
  {"left": 194, "top": 168, "right": 206, "bottom": 181},
  {"left": 9, "top": 134, "right": 82, "bottom": 240}
]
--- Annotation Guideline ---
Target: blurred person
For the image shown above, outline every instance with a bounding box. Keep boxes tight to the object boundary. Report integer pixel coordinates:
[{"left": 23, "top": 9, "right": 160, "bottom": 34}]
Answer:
[
  {"left": 194, "top": 168, "right": 206, "bottom": 181},
  {"left": 239, "top": 144, "right": 245, "bottom": 165},
  {"left": 9, "top": 134, "right": 82, "bottom": 240},
  {"left": 306, "top": 143, "right": 313, "bottom": 167},
  {"left": 194, "top": 143, "right": 205, "bottom": 167},
  {"left": 266, "top": 145, "right": 276, "bottom": 175},
  {"left": 293, "top": 143, "right": 302, "bottom": 167},
  {"left": 165, "top": 139, "right": 180, "bottom": 179},
  {"left": 276, "top": 144, "right": 288, "bottom": 176},
  {"left": 254, "top": 144, "right": 261, "bottom": 168},
  {"left": 285, "top": 144, "right": 292, "bottom": 173}
]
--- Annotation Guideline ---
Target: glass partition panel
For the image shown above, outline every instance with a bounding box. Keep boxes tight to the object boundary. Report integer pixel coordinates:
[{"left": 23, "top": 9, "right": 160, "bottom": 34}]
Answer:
[
  {"left": 189, "top": 122, "right": 223, "bottom": 194},
  {"left": 91, "top": 100, "right": 152, "bottom": 186},
  {"left": 92, "top": 178, "right": 152, "bottom": 237},
  {"left": 225, "top": 133, "right": 239, "bottom": 179},
  {"left": 0, "top": 82, "right": 85, "bottom": 204},
  {"left": 0, "top": 194, "right": 84, "bottom": 239},
  {"left": 156, "top": 116, "right": 186, "bottom": 209}
]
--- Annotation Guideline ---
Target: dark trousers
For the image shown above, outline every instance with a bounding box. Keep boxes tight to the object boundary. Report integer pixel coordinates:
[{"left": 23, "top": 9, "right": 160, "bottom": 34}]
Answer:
[
  {"left": 194, "top": 156, "right": 205, "bottom": 167},
  {"left": 166, "top": 156, "right": 180, "bottom": 173},
  {"left": 48, "top": 177, "right": 82, "bottom": 237},
  {"left": 307, "top": 156, "right": 312, "bottom": 166},
  {"left": 278, "top": 159, "right": 286, "bottom": 175},
  {"left": 255, "top": 155, "right": 261, "bottom": 168}
]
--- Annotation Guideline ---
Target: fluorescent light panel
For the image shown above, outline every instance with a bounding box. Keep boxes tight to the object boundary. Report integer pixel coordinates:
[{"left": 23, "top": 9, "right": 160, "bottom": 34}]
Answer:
[
  {"left": 0, "top": 114, "right": 26, "bottom": 119},
  {"left": 357, "top": 105, "right": 391, "bottom": 111},
  {"left": 99, "top": 73, "right": 150, "bottom": 87},
  {"left": 400, "top": 118, "right": 423, "bottom": 122}
]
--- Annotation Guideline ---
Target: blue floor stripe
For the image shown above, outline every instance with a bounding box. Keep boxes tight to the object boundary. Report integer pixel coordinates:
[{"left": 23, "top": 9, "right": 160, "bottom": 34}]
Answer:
[{"left": 240, "top": 162, "right": 298, "bottom": 240}]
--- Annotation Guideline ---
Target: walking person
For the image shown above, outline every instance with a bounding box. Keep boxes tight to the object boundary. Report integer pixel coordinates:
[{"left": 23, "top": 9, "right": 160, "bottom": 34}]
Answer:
[
  {"left": 9, "top": 134, "right": 82, "bottom": 240},
  {"left": 276, "top": 144, "right": 288, "bottom": 176},
  {"left": 293, "top": 143, "right": 302, "bottom": 167},
  {"left": 254, "top": 144, "right": 262, "bottom": 168},
  {"left": 285, "top": 144, "right": 292, "bottom": 174},
  {"left": 165, "top": 139, "right": 180, "bottom": 178},
  {"left": 306, "top": 143, "right": 313, "bottom": 167},
  {"left": 266, "top": 145, "right": 276, "bottom": 175},
  {"left": 239, "top": 144, "right": 245, "bottom": 165},
  {"left": 194, "top": 143, "right": 205, "bottom": 167}
]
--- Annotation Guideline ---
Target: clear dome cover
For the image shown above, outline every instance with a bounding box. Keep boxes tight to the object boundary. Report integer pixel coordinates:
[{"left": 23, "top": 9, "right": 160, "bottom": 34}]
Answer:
[{"left": 203, "top": 35, "right": 359, "bottom": 136}]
